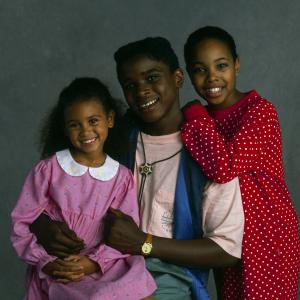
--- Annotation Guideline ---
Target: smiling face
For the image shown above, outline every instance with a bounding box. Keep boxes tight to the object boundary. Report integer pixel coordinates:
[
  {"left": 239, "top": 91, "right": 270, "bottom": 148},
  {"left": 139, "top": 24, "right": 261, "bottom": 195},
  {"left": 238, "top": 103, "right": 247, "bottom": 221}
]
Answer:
[
  {"left": 64, "top": 98, "right": 114, "bottom": 164},
  {"left": 188, "top": 38, "right": 242, "bottom": 109},
  {"left": 118, "top": 55, "right": 184, "bottom": 135}
]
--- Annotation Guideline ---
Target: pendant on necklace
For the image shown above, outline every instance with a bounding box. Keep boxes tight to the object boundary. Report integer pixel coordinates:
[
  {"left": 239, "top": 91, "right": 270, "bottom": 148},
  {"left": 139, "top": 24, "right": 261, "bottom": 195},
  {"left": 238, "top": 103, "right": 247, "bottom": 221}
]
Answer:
[{"left": 139, "top": 163, "right": 153, "bottom": 176}]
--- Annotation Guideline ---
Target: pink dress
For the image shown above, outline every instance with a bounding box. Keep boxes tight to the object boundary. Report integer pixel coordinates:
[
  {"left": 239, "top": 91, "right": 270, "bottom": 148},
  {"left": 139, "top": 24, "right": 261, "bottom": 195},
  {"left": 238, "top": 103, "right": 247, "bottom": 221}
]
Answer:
[{"left": 11, "top": 149, "right": 156, "bottom": 300}]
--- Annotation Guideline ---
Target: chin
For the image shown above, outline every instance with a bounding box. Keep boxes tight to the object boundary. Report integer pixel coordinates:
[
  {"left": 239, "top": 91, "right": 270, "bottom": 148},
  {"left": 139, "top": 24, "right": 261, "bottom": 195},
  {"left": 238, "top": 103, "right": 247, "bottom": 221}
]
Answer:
[{"left": 206, "top": 97, "right": 225, "bottom": 106}]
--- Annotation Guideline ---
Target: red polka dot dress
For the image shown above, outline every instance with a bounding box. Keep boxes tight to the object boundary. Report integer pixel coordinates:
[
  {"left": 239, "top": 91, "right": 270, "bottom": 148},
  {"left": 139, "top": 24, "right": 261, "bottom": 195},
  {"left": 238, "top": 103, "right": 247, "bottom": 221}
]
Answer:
[{"left": 181, "top": 90, "right": 300, "bottom": 299}]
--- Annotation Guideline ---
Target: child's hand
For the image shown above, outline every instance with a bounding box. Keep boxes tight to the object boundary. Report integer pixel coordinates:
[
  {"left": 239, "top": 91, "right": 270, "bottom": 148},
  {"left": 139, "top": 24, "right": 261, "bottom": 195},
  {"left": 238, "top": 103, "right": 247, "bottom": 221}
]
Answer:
[
  {"left": 182, "top": 100, "right": 208, "bottom": 120},
  {"left": 182, "top": 99, "right": 203, "bottom": 111},
  {"left": 64, "top": 255, "right": 100, "bottom": 276},
  {"left": 43, "top": 258, "right": 85, "bottom": 284}
]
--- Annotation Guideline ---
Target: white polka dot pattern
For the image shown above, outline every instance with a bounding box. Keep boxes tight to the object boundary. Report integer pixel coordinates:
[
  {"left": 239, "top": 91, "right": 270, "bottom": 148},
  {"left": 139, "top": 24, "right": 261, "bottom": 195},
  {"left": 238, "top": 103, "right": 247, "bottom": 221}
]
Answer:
[{"left": 181, "top": 91, "right": 300, "bottom": 299}]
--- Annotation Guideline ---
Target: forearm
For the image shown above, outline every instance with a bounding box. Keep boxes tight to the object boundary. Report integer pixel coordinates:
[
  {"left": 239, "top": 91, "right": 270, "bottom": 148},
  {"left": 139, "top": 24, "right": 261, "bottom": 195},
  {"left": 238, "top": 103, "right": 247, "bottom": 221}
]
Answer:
[
  {"left": 105, "top": 210, "right": 239, "bottom": 268},
  {"left": 182, "top": 103, "right": 282, "bottom": 185},
  {"left": 29, "top": 213, "right": 51, "bottom": 236},
  {"left": 150, "top": 236, "right": 239, "bottom": 268}
]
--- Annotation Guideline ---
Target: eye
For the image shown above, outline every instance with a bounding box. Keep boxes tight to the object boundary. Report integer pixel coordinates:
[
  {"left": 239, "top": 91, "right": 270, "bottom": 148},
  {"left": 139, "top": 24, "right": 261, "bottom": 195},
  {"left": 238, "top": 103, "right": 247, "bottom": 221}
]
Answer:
[
  {"left": 191, "top": 66, "right": 206, "bottom": 74},
  {"left": 123, "top": 82, "right": 135, "bottom": 91},
  {"left": 67, "top": 122, "right": 79, "bottom": 129},
  {"left": 147, "top": 73, "right": 160, "bottom": 82},
  {"left": 216, "top": 63, "right": 228, "bottom": 70},
  {"left": 89, "top": 118, "right": 99, "bottom": 125}
]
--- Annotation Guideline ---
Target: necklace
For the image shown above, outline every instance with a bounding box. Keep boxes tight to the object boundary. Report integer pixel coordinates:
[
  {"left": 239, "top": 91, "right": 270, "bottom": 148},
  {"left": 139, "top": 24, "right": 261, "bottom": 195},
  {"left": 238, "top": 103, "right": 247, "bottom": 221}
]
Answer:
[{"left": 138, "top": 132, "right": 182, "bottom": 204}]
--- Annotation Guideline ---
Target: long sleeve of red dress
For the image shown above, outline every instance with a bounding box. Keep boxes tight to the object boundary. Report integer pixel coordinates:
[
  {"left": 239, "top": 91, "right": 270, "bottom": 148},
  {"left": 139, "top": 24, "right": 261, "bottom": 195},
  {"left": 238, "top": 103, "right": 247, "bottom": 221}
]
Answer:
[
  {"left": 181, "top": 91, "right": 283, "bottom": 184},
  {"left": 181, "top": 90, "right": 300, "bottom": 300}
]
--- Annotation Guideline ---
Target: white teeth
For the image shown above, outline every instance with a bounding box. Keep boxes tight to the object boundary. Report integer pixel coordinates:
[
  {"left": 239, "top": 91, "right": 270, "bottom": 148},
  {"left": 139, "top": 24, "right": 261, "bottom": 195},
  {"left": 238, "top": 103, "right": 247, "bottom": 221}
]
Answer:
[
  {"left": 82, "top": 138, "right": 96, "bottom": 144},
  {"left": 140, "top": 98, "right": 158, "bottom": 108},
  {"left": 207, "top": 87, "right": 222, "bottom": 93}
]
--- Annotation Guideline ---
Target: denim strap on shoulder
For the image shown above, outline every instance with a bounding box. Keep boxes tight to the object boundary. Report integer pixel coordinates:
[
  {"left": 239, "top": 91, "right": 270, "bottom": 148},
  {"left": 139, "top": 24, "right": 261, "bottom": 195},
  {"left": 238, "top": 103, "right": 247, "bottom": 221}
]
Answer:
[{"left": 174, "top": 148, "right": 210, "bottom": 300}]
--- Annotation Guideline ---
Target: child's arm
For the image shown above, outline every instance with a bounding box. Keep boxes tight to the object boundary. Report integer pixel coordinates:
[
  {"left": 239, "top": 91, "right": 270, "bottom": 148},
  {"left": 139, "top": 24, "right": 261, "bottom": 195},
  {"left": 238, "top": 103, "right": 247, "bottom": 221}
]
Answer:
[
  {"left": 181, "top": 99, "right": 281, "bottom": 183},
  {"left": 11, "top": 161, "right": 57, "bottom": 277},
  {"left": 104, "top": 178, "right": 243, "bottom": 268}
]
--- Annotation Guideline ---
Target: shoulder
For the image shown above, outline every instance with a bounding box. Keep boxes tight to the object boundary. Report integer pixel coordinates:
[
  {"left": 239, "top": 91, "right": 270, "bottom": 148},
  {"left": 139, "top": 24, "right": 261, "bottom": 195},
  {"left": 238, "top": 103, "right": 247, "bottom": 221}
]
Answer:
[
  {"left": 117, "top": 163, "right": 134, "bottom": 180},
  {"left": 24, "top": 155, "right": 57, "bottom": 183},
  {"left": 242, "top": 91, "right": 279, "bottom": 122},
  {"left": 32, "top": 155, "right": 56, "bottom": 172},
  {"left": 248, "top": 91, "right": 277, "bottom": 114}
]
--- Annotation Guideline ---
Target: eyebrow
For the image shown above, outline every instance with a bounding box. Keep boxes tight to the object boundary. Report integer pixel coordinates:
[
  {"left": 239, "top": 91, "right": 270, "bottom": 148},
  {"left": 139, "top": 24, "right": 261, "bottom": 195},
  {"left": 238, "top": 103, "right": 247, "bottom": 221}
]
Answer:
[
  {"left": 66, "top": 115, "right": 101, "bottom": 123},
  {"left": 192, "top": 57, "right": 229, "bottom": 65},
  {"left": 121, "top": 67, "right": 163, "bottom": 82},
  {"left": 144, "top": 67, "right": 163, "bottom": 74}
]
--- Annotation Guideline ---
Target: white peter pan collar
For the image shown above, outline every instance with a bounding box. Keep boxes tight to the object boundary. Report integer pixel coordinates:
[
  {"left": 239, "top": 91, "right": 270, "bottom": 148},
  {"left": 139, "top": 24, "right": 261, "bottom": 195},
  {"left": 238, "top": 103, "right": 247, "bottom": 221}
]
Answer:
[{"left": 56, "top": 149, "right": 119, "bottom": 181}]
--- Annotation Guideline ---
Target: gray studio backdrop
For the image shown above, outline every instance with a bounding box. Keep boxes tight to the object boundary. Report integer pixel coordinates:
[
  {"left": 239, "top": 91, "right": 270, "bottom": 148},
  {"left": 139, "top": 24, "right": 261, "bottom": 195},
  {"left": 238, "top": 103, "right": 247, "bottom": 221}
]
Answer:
[{"left": 1, "top": 1, "right": 299, "bottom": 299}]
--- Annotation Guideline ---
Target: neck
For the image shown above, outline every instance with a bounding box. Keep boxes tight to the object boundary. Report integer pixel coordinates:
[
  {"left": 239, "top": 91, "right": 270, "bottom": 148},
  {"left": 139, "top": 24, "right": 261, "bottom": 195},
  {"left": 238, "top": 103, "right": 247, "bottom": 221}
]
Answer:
[
  {"left": 208, "top": 89, "right": 245, "bottom": 110},
  {"left": 70, "top": 149, "right": 106, "bottom": 167},
  {"left": 141, "top": 111, "right": 183, "bottom": 136}
]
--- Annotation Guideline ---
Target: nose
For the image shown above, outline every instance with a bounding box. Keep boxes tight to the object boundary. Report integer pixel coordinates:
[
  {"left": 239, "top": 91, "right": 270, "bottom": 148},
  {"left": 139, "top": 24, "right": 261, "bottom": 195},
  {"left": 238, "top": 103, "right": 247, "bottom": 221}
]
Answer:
[
  {"left": 206, "top": 69, "right": 218, "bottom": 83},
  {"left": 136, "top": 82, "right": 151, "bottom": 98},
  {"left": 80, "top": 122, "right": 92, "bottom": 134}
]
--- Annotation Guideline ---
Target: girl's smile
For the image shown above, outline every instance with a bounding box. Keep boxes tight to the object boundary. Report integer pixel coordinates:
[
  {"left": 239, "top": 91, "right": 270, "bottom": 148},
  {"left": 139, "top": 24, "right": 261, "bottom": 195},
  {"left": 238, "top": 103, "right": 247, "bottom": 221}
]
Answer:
[
  {"left": 64, "top": 98, "right": 114, "bottom": 166},
  {"left": 188, "top": 38, "right": 243, "bottom": 109}
]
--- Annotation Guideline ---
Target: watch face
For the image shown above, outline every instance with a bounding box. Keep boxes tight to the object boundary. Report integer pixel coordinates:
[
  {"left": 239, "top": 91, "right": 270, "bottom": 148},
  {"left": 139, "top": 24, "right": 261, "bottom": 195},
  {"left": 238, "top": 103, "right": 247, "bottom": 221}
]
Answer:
[{"left": 142, "top": 242, "right": 152, "bottom": 255}]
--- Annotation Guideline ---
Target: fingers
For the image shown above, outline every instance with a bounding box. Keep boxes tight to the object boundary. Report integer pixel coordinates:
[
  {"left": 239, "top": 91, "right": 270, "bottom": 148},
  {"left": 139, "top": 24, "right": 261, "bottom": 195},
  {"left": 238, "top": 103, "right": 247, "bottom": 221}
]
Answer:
[
  {"left": 108, "top": 208, "right": 133, "bottom": 221},
  {"left": 49, "top": 250, "right": 75, "bottom": 259},
  {"left": 45, "top": 243, "right": 82, "bottom": 259},
  {"left": 51, "top": 258, "right": 85, "bottom": 283},
  {"left": 58, "top": 222, "right": 85, "bottom": 245},
  {"left": 52, "top": 232, "right": 85, "bottom": 251},
  {"left": 64, "top": 255, "right": 81, "bottom": 262},
  {"left": 108, "top": 208, "right": 124, "bottom": 217}
]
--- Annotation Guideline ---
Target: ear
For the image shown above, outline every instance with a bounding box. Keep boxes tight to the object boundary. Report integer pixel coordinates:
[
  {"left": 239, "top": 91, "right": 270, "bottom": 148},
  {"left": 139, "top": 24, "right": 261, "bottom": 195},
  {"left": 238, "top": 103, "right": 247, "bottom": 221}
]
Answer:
[
  {"left": 174, "top": 68, "right": 184, "bottom": 88},
  {"left": 235, "top": 56, "right": 240, "bottom": 74},
  {"left": 107, "top": 110, "right": 115, "bottom": 128}
]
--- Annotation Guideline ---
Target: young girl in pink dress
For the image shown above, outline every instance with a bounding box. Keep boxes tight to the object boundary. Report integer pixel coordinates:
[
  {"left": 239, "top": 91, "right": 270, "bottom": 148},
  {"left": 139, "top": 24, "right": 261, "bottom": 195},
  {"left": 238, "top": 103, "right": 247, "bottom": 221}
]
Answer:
[
  {"left": 181, "top": 26, "right": 300, "bottom": 299},
  {"left": 11, "top": 77, "right": 156, "bottom": 300}
]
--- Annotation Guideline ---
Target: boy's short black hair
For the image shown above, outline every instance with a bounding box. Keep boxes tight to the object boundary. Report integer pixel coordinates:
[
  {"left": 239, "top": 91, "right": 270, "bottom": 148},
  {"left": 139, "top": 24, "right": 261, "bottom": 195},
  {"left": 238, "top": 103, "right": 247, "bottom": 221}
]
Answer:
[
  {"left": 184, "top": 26, "right": 238, "bottom": 68},
  {"left": 114, "top": 37, "right": 179, "bottom": 79}
]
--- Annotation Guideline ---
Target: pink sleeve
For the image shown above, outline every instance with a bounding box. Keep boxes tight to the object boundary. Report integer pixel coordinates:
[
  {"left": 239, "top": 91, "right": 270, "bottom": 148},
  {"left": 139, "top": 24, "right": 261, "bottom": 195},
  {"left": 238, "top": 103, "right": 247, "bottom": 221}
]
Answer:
[
  {"left": 10, "top": 160, "right": 56, "bottom": 278},
  {"left": 111, "top": 167, "right": 140, "bottom": 224},
  {"left": 88, "top": 167, "right": 138, "bottom": 274},
  {"left": 181, "top": 101, "right": 281, "bottom": 183},
  {"left": 202, "top": 177, "right": 244, "bottom": 258}
]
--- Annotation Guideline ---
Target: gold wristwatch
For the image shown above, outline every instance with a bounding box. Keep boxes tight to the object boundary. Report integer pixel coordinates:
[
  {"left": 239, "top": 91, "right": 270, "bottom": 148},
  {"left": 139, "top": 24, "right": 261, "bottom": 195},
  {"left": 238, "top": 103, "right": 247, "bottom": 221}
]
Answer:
[{"left": 141, "top": 233, "right": 153, "bottom": 256}]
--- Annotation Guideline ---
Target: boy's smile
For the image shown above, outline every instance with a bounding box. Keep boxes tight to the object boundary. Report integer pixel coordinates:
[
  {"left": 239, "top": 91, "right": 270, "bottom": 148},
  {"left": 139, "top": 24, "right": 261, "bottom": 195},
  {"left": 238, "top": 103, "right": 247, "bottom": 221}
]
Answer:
[{"left": 118, "top": 55, "right": 184, "bottom": 135}]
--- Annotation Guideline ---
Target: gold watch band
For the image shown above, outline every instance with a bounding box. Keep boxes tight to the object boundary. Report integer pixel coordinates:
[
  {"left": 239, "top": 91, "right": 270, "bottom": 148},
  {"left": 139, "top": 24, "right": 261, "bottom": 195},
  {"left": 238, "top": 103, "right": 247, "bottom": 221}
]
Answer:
[
  {"left": 141, "top": 233, "right": 153, "bottom": 256},
  {"left": 145, "top": 233, "right": 153, "bottom": 244}
]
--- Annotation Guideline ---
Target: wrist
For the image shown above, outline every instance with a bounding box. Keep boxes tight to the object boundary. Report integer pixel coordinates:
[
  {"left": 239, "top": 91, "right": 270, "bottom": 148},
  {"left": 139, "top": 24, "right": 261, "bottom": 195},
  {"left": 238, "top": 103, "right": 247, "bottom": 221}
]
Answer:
[
  {"left": 83, "top": 257, "right": 100, "bottom": 275},
  {"left": 141, "top": 233, "right": 153, "bottom": 256}
]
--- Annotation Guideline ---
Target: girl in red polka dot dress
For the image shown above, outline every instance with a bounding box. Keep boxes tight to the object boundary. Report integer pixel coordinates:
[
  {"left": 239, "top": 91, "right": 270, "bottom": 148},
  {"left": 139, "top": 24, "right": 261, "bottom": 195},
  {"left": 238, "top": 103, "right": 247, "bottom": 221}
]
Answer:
[{"left": 181, "top": 26, "right": 300, "bottom": 299}]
